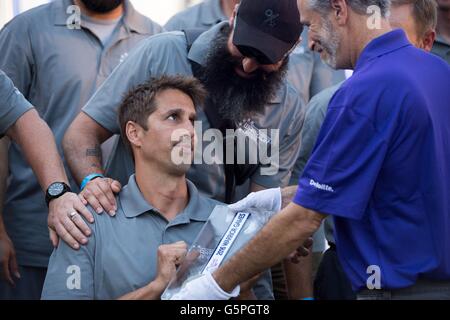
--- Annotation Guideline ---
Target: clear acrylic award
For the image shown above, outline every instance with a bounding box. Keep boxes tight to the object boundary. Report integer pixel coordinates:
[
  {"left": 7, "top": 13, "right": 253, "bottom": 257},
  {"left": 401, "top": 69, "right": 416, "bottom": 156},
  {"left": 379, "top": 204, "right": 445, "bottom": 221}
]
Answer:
[{"left": 161, "top": 205, "right": 274, "bottom": 300}]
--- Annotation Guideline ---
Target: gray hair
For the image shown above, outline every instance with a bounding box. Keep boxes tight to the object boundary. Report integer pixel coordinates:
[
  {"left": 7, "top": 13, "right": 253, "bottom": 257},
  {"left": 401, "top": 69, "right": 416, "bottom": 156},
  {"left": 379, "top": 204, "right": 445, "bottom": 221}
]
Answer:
[{"left": 309, "top": 0, "right": 391, "bottom": 17}]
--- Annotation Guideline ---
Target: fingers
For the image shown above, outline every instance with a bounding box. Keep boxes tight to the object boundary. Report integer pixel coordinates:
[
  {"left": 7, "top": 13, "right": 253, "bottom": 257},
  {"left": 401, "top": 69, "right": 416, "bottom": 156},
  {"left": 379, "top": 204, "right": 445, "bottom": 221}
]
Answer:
[
  {"left": 110, "top": 180, "right": 122, "bottom": 193},
  {"left": 61, "top": 216, "right": 88, "bottom": 246},
  {"left": 78, "top": 193, "right": 88, "bottom": 206},
  {"left": 70, "top": 210, "right": 92, "bottom": 238},
  {"left": 9, "top": 250, "right": 20, "bottom": 281},
  {"left": 54, "top": 221, "right": 80, "bottom": 250},
  {"left": 49, "top": 228, "right": 59, "bottom": 247},
  {"left": 2, "top": 255, "right": 13, "bottom": 286},
  {"left": 73, "top": 199, "right": 94, "bottom": 226},
  {"left": 81, "top": 178, "right": 117, "bottom": 216}
]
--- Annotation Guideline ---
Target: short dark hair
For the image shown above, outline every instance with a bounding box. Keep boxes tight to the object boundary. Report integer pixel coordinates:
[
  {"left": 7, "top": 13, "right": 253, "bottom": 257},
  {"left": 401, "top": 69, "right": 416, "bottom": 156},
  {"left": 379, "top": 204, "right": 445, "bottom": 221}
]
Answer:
[
  {"left": 390, "top": 0, "right": 437, "bottom": 37},
  {"left": 118, "top": 75, "right": 207, "bottom": 150}
]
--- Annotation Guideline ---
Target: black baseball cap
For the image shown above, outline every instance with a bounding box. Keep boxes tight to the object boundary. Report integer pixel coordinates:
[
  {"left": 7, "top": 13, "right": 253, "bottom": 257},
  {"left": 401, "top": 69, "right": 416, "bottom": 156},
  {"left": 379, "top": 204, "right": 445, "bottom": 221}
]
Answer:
[{"left": 233, "top": 0, "right": 303, "bottom": 64}]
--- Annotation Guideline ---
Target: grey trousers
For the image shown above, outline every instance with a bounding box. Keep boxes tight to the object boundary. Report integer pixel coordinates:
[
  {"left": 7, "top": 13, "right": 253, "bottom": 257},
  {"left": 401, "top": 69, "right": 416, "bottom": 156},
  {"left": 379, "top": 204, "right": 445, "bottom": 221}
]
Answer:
[{"left": 357, "top": 278, "right": 450, "bottom": 300}]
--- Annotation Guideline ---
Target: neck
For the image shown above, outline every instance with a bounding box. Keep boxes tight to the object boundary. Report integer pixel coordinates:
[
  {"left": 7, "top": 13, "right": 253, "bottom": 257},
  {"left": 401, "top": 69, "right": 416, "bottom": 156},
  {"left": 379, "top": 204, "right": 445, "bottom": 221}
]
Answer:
[
  {"left": 74, "top": 0, "right": 124, "bottom": 20},
  {"left": 221, "top": 0, "right": 240, "bottom": 18},
  {"left": 436, "top": 8, "right": 450, "bottom": 43},
  {"left": 349, "top": 17, "right": 392, "bottom": 69},
  {"left": 134, "top": 161, "right": 189, "bottom": 221}
]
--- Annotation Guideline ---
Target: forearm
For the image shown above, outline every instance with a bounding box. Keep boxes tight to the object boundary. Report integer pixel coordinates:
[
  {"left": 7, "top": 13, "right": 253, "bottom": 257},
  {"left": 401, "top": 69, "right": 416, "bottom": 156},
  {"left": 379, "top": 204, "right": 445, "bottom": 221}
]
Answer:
[
  {"left": 7, "top": 110, "right": 68, "bottom": 190},
  {"left": 118, "top": 279, "right": 165, "bottom": 300},
  {"left": 214, "top": 202, "right": 325, "bottom": 293},
  {"left": 63, "top": 113, "right": 111, "bottom": 185}
]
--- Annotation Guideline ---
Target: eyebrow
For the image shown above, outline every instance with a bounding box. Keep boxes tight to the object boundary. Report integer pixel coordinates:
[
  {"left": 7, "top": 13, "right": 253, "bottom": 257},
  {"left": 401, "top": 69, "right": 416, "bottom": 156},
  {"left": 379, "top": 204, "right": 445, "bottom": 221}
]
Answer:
[{"left": 162, "top": 107, "right": 197, "bottom": 119}]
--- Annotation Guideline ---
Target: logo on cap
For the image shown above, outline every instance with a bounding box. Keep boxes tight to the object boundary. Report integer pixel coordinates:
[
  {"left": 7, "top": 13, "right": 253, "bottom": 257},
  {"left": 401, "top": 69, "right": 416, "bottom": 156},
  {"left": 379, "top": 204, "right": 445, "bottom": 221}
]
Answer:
[{"left": 264, "top": 9, "right": 279, "bottom": 28}]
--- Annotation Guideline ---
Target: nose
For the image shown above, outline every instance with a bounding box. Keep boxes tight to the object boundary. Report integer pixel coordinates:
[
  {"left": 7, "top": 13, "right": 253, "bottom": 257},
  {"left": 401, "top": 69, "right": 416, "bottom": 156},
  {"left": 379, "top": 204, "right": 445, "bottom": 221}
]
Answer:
[{"left": 242, "top": 57, "right": 260, "bottom": 74}]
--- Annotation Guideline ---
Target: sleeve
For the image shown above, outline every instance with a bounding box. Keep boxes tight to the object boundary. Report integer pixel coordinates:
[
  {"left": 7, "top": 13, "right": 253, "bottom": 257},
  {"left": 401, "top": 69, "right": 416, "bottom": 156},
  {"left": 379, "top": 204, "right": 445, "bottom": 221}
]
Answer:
[
  {"left": 164, "top": 15, "right": 183, "bottom": 31},
  {"left": 293, "top": 87, "right": 389, "bottom": 220},
  {"left": 0, "top": 71, "right": 33, "bottom": 137},
  {"left": 82, "top": 37, "right": 156, "bottom": 134},
  {"left": 289, "top": 90, "right": 329, "bottom": 185},
  {"left": 41, "top": 214, "right": 96, "bottom": 300},
  {"left": 251, "top": 85, "right": 306, "bottom": 188},
  {"left": 0, "top": 16, "right": 34, "bottom": 97}
]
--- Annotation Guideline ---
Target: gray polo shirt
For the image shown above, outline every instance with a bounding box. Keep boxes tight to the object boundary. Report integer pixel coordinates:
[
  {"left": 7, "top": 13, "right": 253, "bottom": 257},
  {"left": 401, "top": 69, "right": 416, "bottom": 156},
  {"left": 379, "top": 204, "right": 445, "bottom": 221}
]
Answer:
[
  {"left": 83, "top": 22, "right": 306, "bottom": 202},
  {"left": 432, "top": 35, "right": 450, "bottom": 65},
  {"left": 289, "top": 83, "right": 344, "bottom": 245},
  {"left": 165, "top": 0, "right": 227, "bottom": 31},
  {"left": 41, "top": 175, "right": 273, "bottom": 300},
  {"left": 0, "top": 70, "right": 33, "bottom": 138},
  {"left": 0, "top": 0, "right": 163, "bottom": 268}
]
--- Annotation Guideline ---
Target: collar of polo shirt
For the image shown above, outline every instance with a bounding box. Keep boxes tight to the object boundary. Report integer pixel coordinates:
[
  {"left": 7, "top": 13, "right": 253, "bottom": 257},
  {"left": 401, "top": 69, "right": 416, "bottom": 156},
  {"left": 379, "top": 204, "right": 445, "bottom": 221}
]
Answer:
[
  {"left": 52, "top": 0, "right": 150, "bottom": 35},
  {"left": 118, "top": 175, "right": 210, "bottom": 223}
]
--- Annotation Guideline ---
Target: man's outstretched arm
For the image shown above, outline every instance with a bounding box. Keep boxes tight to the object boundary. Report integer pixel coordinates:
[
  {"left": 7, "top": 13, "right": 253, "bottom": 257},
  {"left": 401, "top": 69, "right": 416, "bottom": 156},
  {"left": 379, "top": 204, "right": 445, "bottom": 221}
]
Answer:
[{"left": 214, "top": 202, "right": 326, "bottom": 293}]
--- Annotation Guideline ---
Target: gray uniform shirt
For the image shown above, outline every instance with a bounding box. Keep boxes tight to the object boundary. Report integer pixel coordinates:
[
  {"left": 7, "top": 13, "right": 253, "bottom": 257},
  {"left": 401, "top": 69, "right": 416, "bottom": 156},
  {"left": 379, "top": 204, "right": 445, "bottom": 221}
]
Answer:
[
  {"left": 83, "top": 22, "right": 306, "bottom": 202},
  {"left": 0, "top": 70, "right": 33, "bottom": 137},
  {"left": 290, "top": 83, "right": 343, "bottom": 245},
  {"left": 0, "top": 0, "right": 163, "bottom": 267},
  {"left": 41, "top": 175, "right": 273, "bottom": 300},
  {"left": 432, "top": 35, "right": 450, "bottom": 65},
  {"left": 164, "top": 0, "right": 227, "bottom": 31}
]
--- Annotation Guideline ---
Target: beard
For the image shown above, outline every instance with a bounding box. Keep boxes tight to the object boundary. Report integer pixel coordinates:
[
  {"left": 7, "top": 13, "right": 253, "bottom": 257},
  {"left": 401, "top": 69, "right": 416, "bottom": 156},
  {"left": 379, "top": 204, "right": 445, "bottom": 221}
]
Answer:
[
  {"left": 198, "top": 25, "right": 288, "bottom": 124},
  {"left": 317, "top": 17, "right": 340, "bottom": 69},
  {"left": 80, "top": 0, "right": 124, "bottom": 13}
]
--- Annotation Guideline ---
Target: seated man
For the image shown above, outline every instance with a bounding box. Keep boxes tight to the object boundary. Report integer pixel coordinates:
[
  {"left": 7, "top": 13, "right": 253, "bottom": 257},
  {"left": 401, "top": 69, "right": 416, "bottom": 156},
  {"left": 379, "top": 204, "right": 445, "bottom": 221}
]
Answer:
[{"left": 41, "top": 75, "right": 273, "bottom": 300}]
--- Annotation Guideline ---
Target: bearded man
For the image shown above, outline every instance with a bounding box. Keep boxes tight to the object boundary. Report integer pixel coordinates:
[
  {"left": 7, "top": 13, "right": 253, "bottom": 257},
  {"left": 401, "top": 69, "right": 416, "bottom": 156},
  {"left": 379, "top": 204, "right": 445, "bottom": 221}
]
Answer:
[
  {"left": 0, "top": 0, "right": 162, "bottom": 299},
  {"left": 62, "top": 0, "right": 305, "bottom": 227}
]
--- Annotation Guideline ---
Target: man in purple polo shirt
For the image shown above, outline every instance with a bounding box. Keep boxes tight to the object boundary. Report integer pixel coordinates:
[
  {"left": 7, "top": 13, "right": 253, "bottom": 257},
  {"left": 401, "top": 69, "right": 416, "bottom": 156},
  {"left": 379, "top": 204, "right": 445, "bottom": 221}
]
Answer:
[{"left": 171, "top": 0, "right": 450, "bottom": 300}]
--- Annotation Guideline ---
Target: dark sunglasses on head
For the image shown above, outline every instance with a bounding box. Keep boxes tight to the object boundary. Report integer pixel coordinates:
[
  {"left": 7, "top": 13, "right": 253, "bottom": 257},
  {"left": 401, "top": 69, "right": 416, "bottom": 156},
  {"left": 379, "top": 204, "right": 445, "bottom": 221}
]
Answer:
[{"left": 236, "top": 45, "right": 274, "bottom": 65}]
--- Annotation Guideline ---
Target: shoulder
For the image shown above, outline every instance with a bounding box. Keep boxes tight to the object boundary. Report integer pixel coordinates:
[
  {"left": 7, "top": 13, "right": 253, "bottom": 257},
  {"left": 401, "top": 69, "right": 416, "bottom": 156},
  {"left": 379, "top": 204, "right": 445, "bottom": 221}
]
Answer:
[
  {"left": 164, "top": 3, "right": 203, "bottom": 31},
  {"left": 308, "top": 82, "right": 343, "bottom": 115},
  {"left": 136, "top": 31, "right": 188, "bottom": 57},
  {"left": 1, "top": 6, "right": 44, "bottom": 33}
]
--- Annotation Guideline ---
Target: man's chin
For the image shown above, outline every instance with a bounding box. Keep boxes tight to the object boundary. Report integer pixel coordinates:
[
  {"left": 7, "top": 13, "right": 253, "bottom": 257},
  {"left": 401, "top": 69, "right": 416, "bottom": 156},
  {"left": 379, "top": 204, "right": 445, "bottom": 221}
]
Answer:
[{"left": 169, "top": 164, "right": 192, "bottom": 177}]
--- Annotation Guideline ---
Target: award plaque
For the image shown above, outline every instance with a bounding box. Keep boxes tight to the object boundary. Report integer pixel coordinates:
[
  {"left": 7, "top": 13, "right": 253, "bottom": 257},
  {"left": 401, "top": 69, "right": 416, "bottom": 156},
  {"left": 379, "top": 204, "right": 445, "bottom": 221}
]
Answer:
[{"left": 161, "top": 205, "right": 274, "bottom": 300}]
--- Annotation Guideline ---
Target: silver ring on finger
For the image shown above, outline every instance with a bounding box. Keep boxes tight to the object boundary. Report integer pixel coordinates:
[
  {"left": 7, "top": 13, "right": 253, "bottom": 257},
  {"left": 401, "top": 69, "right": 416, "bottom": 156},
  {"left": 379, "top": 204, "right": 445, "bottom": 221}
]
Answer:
[{"left": 68, "top": 211, "right": 78, "bottom": 221}]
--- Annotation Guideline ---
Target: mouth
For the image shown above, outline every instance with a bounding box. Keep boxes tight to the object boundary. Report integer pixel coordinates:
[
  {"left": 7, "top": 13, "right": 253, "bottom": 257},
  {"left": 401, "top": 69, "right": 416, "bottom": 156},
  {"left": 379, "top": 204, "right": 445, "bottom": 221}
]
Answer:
[
  {"left": 173, "top": 141, "right": 194, "bottom": 153},
  {"left": 234, "top": 66, "right": 256, "bottom": 79}
]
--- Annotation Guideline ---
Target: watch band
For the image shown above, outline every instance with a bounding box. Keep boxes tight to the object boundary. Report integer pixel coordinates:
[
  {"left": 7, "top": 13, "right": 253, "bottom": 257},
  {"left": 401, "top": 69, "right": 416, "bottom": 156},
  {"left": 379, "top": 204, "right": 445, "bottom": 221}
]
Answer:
[{"left": 45, "top": 182, "right": 71, "bottom": 207}]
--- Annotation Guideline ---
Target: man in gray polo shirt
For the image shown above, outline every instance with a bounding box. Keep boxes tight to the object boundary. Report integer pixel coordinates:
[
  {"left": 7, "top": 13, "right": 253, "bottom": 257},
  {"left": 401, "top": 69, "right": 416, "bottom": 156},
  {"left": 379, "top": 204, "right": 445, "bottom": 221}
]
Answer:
[
  {"left": 42, "top": 75, "right": 273, "bottom": 300},
  {"left": 0, "top": 0, "right": 163, "bottom": 299},
  {"left": 0, "top": 70, "right": 91, "bottom": 297},
  {"left": 165, "top": 0, "right": 345, "bottom": 104}
]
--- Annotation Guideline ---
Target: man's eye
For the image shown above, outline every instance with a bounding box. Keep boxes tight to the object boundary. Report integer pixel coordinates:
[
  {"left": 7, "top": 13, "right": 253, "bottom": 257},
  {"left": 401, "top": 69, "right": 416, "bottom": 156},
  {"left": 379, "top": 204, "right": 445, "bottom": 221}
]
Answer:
[{"left": 168, "top": 114, "right": 178, "bottom": 121}]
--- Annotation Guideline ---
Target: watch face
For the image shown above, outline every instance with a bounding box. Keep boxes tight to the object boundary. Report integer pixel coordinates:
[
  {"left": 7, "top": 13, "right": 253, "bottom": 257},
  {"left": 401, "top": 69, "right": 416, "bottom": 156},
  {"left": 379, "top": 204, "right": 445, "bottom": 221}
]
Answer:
[{"left": 49, "top": 183, "right": 64, "bottom": 196}]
